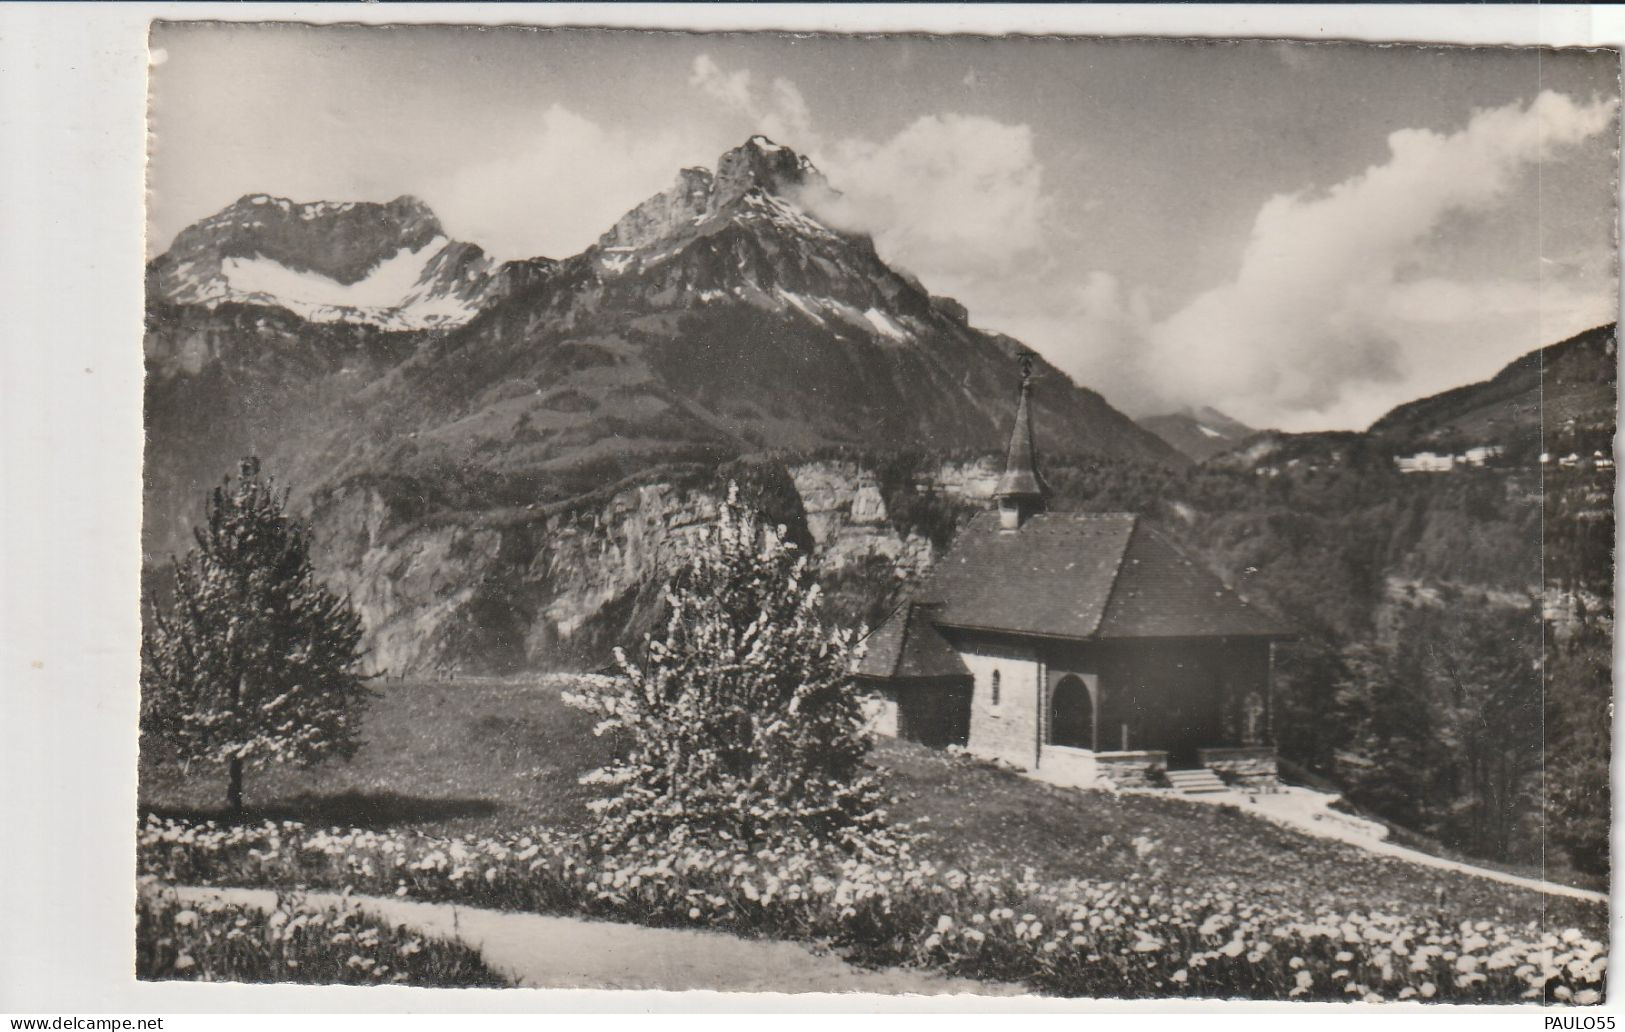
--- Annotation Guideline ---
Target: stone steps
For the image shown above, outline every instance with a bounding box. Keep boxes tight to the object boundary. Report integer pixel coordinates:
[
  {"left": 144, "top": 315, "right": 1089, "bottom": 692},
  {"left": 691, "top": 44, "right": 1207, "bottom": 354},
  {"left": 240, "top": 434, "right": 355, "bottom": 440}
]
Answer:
[{"left": 1164, "top": 768, "right": 1228, "bottom": 794}]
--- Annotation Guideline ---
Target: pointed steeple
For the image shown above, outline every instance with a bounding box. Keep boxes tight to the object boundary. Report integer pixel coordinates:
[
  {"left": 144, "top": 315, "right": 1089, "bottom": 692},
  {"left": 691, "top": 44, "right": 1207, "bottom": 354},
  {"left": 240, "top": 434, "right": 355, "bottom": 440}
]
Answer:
[{"left": 994, "top": 352, "right": 1047, "bottom": 530}]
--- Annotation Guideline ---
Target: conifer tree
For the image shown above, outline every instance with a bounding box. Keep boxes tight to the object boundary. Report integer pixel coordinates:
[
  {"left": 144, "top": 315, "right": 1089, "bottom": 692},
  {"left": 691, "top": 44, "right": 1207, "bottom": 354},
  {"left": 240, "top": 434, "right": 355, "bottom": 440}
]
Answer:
[
  {"left": 568, "top": 484, "right": 888, "bottom": 856},
  {"left": 1544, "top": 628, "right": 1612, "bottom": 876},
  {"left": 141, "top": 458, "right": 372, "bottom": 811}
]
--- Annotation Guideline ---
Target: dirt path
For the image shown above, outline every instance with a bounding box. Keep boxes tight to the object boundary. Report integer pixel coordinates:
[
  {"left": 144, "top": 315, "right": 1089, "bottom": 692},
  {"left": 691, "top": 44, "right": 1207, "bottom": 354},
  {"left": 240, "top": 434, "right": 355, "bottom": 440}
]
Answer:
[{"left": 171, "top": 885, "right": 1021, "bottom": 995}]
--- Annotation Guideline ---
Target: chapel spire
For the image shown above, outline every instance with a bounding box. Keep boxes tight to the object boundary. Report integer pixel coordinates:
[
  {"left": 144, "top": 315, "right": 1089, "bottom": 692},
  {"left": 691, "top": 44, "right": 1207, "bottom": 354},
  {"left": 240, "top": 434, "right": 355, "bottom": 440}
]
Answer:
[{"left": 994, "top": 352, "right": 1048, "bottom": 530}]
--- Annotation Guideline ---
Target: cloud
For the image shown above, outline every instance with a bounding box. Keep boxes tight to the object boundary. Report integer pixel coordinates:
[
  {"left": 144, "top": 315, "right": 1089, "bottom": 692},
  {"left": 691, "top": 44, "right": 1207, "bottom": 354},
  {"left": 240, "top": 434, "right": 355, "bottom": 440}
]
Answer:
[
  {"left": 813, "top": 115, "right": 1050, "bottom": 277},
  {"left": 690, "top": 55, "right": 816, "bottom": 147},
  {"left": 689, "top": 55, "right": 755, "bottom": 114},
  {"left": 976, "top": 271, "right": 1167, "bottom": 416},
  {"left": 434, "top": 103, "right": 702, "bottom": 261},
  {"left": 1094, "top": 90, "right": 1618, "bottom": 429}
]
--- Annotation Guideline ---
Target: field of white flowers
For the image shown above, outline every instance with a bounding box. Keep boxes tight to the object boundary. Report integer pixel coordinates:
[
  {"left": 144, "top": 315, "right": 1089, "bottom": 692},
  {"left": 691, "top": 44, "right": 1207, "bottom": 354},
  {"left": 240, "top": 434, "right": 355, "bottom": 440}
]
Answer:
[
  {"left": 138, "top": 815, "right": 1605, "bottom": 1002},
  {"left": 137, "top": 876, "right": 512, "bottom": 986}
]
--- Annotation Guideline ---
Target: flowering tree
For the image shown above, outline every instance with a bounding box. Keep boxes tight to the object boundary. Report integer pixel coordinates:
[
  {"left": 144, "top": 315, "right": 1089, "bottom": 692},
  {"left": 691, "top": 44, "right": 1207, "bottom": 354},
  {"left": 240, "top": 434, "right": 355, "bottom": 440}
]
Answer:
[
  {"left": 141, "top": 458, "right": 373, "bottom": 811},
  {"left": 569, "top": 484, "right": 889, "bottom": 855}
]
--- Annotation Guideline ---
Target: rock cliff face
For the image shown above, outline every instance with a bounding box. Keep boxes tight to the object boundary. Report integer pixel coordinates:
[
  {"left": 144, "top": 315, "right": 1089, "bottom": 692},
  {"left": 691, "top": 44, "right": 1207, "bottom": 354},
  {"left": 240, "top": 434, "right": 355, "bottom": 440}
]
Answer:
[
  {"left": 309, "top": 478, "right": 727, "bottom": 676},
  {"left": 932, "top": 458, "right": 1003, "bottom": 502},
  {"left": 790, "top": 461, "right": 933, "bottom": 575},
  {"left": 304, "top": 458, "right": 990, "bottom": 676}
]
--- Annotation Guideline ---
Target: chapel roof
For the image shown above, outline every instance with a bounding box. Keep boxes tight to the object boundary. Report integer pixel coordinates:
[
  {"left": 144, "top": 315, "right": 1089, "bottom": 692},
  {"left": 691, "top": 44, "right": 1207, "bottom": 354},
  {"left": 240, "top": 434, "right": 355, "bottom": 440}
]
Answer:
[
  {"left": 908, "top": 511, "right": 1290, "bottom": 642},
  {"left": 855, "top": 601, "right": 971, "bottom": 680}
]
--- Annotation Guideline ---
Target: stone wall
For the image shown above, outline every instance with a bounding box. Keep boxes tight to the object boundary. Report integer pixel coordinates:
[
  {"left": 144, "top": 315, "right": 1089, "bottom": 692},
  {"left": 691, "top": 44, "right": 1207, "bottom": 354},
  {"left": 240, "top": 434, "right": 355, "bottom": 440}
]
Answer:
[
  {"left": 894, "top": 681, "right": 973, "bottom": 747},
  {"left": 1199, "top": 746, "right": 1279, "bottom": 787},
  {"left": 1093, "top": 750, "right": 1168, "bottom": 789},
  {"left": 961, "top": 645, "right": 1042, "bottom": 770}
]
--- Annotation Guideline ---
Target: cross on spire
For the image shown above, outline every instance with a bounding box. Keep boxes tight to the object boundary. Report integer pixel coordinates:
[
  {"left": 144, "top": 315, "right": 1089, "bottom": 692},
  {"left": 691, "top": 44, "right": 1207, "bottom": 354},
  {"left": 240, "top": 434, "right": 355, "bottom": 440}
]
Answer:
[{"left": 994, "top": 351, "right": 1047, "bottom": 529}]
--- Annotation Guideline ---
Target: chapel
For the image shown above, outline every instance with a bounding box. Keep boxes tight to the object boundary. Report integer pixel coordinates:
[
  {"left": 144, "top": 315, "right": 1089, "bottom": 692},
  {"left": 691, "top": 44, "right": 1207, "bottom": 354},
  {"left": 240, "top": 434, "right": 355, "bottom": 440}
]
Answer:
[{"left": 856, "top": 362, "right": 1293, "bottom": 789}]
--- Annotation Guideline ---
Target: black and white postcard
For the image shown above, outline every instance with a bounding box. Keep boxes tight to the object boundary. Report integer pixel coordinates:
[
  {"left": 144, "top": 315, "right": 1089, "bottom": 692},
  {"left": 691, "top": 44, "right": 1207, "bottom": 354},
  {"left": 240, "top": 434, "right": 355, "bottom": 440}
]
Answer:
[{"left": 6, "top": 8, "right": 1620, "bottom": 1015}]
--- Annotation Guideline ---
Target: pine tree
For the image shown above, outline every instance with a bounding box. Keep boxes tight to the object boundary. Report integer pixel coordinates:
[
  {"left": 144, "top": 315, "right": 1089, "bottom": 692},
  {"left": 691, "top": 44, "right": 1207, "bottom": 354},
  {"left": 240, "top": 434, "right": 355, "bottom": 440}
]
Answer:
[
  {"left": 567, "top": 483, "right": 889, "bottom": 856},
  {"left": 1407, "top": 601, "right": 1544, "bottom": 862},
  {"left": 141, "top": 458, "right": 373, "bottom": 811},
  {"left": 1334, "top": 599, "right": 1545, "bottom": 862},
  {"left": 1544, "top": 625, "right": 1612, "bottom": 876},
  {"left": 1333, "top": 638, "right": 1437, "bottom": 831}
]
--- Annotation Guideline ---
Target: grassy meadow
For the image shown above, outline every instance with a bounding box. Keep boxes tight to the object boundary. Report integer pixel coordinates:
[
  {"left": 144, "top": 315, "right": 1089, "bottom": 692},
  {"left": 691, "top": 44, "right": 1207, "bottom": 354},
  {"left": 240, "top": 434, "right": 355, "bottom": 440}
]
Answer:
[
  {"left": 139, "top": 677, "right": 617, "bottom": 838},
  {"left": 139, "top": 676, "right": 1605, "bottom": 942}
]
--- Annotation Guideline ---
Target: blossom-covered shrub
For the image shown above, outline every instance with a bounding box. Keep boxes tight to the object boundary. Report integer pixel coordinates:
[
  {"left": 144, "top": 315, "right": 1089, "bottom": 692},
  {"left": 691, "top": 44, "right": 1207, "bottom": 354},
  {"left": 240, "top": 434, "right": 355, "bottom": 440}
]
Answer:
[
  {"left": 138, "top": 816, "right": 1605, "bottom": 1003},
  {"left": 136, "top": 877, "right": 510, "bottom": 987},
  {"left": 565, "top": 483, "right": 889, "bottom": 856}
]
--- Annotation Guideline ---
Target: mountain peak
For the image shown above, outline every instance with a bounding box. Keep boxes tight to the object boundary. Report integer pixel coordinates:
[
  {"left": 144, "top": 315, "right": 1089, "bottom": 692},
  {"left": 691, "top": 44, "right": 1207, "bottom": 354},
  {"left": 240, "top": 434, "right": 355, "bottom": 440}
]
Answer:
[
  {"left": 597, "top": 137, "right": 830, "bottom": 251},
  {"left": 711, "top": 135, "right": 821, "bottom": 209},
  {"left": 148, "top": 192, "right": 504, "bottom": 329}
]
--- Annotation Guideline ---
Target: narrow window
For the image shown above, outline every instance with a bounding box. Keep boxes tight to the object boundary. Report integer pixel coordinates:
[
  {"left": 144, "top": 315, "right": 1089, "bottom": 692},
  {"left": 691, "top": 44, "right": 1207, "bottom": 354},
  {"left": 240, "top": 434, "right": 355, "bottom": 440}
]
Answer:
[{"left": 991, "top": 669, "right": 1001, "bottom": 708}]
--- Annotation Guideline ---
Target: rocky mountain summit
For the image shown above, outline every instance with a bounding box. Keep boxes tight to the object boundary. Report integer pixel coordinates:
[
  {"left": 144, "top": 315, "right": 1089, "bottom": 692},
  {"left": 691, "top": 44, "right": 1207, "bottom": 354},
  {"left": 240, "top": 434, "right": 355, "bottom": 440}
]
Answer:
[
  {"left": 599, "top": 136, "right": 825, "bottom": 250},
  {"left": 145, "top": 193, "right": 557, "bottom": 331}
]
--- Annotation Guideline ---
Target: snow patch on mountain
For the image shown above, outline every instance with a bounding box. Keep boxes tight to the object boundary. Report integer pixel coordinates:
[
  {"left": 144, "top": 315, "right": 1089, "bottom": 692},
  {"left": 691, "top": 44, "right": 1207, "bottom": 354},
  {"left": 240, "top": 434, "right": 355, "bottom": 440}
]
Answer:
[
  {"left": 739, "top": 190, "right": 838, "bottom": 242},
  {"left": 862, "top": 307, "right": 910, "bottom": 342},
  {"left": 598, "top": 247, "right": 638, "bottom": 275},
  {"left": 165, "top": 236, "right": 490, "bottom": 330},
  {"left": 223, "top": 236, "right": 450, "bottom": 313},
  {"left": 776, "top": 288, "right": 829, "bottom": 324}
]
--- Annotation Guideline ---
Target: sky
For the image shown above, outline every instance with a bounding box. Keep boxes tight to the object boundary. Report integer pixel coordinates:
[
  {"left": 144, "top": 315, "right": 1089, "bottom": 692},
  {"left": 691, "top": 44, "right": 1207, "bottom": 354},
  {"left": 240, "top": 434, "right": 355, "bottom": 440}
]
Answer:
[{"left": 148, "top": 24, "right": 1620, "bottom": 432}]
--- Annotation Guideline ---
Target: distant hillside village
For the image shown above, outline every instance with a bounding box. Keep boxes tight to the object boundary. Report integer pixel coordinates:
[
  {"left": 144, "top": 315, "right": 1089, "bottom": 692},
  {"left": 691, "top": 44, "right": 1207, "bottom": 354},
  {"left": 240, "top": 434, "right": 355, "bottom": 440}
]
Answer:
[
  {"left": 1542, "top": 450, "right": 1615, "bottom": 472},
  {"left": 1393, "top": 445, "right": 1613, "bottom": 474},
  {"left": 1393, "top": 445, "right": 1505, "bottom": 474}
]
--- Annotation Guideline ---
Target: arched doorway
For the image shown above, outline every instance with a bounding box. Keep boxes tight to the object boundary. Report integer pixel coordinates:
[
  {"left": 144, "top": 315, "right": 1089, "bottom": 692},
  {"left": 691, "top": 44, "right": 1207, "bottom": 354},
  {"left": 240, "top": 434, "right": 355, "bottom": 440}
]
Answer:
[{"left": 1051, "top": 675, "right": 1094, "bottom": 749}]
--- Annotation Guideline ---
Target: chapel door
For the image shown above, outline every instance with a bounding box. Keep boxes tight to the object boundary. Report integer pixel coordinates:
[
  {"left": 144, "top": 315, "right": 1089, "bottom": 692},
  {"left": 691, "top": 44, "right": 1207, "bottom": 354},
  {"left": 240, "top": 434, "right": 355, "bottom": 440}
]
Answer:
[
  {"left": 1050, "top": 675, "right": 1095, "bottom": 750},
  {"left": 1165, "top": 677, "right": 1221, "bottom": 768},
  {"left": 1166, "top": 705, "right": 1202, "bottom": 768}
]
